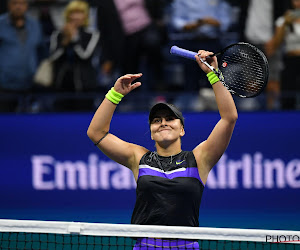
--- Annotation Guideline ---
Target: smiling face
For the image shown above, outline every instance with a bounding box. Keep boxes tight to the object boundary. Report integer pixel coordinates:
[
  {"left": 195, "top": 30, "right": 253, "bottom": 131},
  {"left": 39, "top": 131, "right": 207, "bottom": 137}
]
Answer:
[{"left": 150, "top": 109, "right": 185, "bottom": 145}]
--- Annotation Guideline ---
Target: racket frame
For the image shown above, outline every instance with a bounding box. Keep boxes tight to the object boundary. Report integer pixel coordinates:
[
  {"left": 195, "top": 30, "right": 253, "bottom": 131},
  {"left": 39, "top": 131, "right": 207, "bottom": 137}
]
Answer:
[{"left": 170, "top": 42, "right": 269, "bottom": 98}]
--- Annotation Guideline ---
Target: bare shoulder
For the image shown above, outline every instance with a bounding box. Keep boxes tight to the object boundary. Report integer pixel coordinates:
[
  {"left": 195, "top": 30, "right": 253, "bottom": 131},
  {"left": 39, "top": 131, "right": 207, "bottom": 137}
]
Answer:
[
  {"left": 127, "top": 143, "right": 149, "bottom": 180},
  {"left": 130, "top": 143, "right": 149, "bottom": 164}
]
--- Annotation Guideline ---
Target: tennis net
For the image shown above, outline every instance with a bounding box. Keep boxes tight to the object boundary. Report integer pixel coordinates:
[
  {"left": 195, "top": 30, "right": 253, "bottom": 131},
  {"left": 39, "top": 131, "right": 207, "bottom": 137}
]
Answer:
[{"left": 0, "top": 219, "right": 299, "bottom": 249}]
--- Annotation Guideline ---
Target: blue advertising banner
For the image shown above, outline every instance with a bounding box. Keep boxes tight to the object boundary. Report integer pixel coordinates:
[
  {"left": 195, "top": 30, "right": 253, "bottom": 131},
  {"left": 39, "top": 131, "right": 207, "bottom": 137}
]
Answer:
[{"left": 0, "top": 112, "right": 299, "bottom": 230}]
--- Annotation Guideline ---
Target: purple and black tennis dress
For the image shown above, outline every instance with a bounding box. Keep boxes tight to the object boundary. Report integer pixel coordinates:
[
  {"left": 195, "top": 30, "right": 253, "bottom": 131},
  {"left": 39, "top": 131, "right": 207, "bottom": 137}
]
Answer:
[{"left": 131, "top": 151, "right": 205, "bottom": 249}]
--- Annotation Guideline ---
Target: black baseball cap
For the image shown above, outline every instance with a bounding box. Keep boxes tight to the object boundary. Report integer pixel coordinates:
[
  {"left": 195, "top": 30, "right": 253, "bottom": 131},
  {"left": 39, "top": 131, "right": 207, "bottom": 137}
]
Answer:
[{"left": 149, "top": 103, "right": 184, "bottom": 127}]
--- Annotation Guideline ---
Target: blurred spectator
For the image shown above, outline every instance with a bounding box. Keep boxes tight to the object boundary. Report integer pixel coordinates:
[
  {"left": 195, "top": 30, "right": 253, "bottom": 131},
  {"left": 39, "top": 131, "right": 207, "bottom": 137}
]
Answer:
[
  {"left": 0, "top": 0, "right": 45, "bottom": 112},
  {"left": 237, "top": 0, "right": 288, "bottom": 110},
  {"left": 37, "top": 4, "right": 55, "bottom": 51},
  {"left": 28, "top": 0, "right": 69, "bottom": 31},
  {"left": 96, "top": 0, "right": 167, "bottom": 91},
  {"left": 27, "top": 0, "right": 56, "bottom": 51},
  {"left": 168, "top": 0, "right": 232, "bottom": 91},
  {"left": 49, "top": 0, "right": 99, "bottom": 93},
  {"left": 267, "top": 0, "right": 300, "bottom": 110}
]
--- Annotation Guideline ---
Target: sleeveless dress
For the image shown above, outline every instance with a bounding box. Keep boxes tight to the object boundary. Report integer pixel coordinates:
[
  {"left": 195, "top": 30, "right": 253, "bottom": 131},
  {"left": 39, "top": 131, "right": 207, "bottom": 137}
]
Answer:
[{"left": 131, "top": 151, "right": 205, "bottom": 249}]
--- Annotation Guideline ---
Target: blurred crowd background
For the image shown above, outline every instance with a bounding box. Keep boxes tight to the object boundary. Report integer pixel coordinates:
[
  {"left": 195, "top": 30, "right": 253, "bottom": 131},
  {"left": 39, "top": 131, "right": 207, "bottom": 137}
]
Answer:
[{"left": 0, "top": 0, "right": 299, "bottom": 113}]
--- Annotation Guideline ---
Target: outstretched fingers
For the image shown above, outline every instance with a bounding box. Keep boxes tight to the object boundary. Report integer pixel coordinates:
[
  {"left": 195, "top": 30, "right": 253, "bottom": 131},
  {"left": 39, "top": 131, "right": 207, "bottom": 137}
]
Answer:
[
  {"left": 130, "top": 81, "right": 142, "bottom": 91},
  {"left": 120, "top": 73, "right": 142, "bottom": 84},
  {"left": 122, "top": 73, "right": 142, "bottom": 81},
  {"left": 114, "top": 73, "right": 143, "bottom": 95},
  {"left": 126, "top": 73, "right": 143, "bottom": 78}
]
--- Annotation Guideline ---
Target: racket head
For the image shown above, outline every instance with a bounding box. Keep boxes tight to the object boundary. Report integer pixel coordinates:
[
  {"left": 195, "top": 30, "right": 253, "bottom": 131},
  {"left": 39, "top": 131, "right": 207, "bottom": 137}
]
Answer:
[{"left": 218, "top": 42, "right": 269, "bottom": 98}]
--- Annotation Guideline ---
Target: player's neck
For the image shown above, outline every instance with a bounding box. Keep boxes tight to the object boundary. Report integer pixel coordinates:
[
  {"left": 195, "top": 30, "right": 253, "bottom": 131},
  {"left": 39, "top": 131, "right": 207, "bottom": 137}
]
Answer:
[{"left": 155, "top": 141, "right": 182, "bottom": 157}]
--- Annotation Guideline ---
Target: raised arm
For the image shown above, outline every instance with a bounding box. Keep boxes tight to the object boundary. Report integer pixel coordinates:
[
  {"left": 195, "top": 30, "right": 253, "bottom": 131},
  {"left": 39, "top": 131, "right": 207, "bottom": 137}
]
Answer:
[
  {"left": 193, "top": 51, "right": 238, "bottom": 184},
  {"left": 87, "top": 73, "right": 149, "bottom": 179},
  {"left": 266, "top": 11, "right": 294, "bottom": 57}
]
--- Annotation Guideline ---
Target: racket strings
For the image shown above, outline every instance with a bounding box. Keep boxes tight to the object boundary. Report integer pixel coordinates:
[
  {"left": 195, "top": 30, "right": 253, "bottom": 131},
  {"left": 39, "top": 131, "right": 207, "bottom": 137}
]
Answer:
[
  {"left": 224, "top": 73, "right": 259, "bottom": 94},
  {"left": 223, "top": 68, "right": 263, "bottom": 94},
  {"left": 224, "top": 77, "right": 258, "bottom": 94},
  {"left": 220, "top": 44, "right": 268, "bottom": 97},
  {"left": 225, "top": 75, "right": 262, "bottom": 94},
  {"left": 224, "top": 67, "right": 264, "bottom": 91},
  {"left": 223, "top": 54, "right": 265, "bottom": 86},
  {"left": 224, "top": 55, "right": 265, "bottom": 80},
  {"left": 224, "top": 56, "right": 265, "bottom": 84},
  {"left": 224, "top": 65, "right": 264, "bottom": 88}
]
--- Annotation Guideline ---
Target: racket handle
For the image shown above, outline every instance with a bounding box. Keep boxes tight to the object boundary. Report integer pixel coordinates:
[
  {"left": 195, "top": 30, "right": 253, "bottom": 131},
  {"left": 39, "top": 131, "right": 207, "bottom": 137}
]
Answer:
[{"left": 170, "top": 46, "right": 197, "bottom": 61}]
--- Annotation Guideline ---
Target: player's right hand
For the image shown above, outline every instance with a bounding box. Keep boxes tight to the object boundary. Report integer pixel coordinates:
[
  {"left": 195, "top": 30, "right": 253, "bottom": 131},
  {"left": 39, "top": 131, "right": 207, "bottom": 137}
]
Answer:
[{"left": 113, "top": 73, "right": 142, "bottom": 96}]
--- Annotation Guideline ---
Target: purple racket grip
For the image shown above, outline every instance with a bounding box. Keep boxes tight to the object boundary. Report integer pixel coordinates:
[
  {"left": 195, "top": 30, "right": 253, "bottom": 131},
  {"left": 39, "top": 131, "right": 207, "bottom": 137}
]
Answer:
[{"left": 170, "top": 46, "right": 197, "bottom": 61}]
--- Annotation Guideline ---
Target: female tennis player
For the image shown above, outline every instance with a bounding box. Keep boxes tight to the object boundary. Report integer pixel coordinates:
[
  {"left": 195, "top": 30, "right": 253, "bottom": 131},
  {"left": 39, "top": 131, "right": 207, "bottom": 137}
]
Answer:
[{"left": 87, "top": 50, "right": 238, "bottom": 249}]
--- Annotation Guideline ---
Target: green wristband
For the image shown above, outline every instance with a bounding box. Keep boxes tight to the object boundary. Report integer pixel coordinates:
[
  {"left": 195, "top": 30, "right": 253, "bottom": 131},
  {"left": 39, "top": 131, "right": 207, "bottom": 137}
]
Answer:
[
  {"left": 206, "top": 71, "right": 220, "bottom": 85},
  {"left": 105, "top": 87, "right": 124, "bottom": 105}
]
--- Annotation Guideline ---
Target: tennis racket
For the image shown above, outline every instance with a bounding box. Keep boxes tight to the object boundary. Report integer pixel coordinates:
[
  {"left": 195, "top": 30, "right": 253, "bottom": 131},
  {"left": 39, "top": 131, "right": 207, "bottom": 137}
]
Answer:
[{"left": 170, "top": 42, "right": 269, "bottom": 98}]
